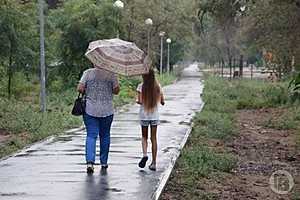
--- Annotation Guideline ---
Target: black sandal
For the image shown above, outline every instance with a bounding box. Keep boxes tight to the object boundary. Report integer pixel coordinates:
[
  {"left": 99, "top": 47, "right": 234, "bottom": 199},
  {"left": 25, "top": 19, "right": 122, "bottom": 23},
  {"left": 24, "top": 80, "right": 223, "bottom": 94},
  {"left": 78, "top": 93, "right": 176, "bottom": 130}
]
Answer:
[{"left": 138, "top": 156, "right": 148, "bottom": 168}]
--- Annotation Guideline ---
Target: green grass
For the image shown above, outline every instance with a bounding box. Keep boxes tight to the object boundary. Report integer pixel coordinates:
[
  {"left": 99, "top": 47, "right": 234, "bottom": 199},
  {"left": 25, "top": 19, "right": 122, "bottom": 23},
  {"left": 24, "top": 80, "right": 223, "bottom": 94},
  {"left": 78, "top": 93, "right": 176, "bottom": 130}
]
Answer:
[
  {"left": 192, "top": 110, "right": 236, "bottom": 140},
  {"left": 181, "top": 145, "right": 236, "bottom": 177},
  {"left": 204, "top": 76, "right": 290, "bottom": 110},
  {"left": 157, "top": 72, "right": 177, "bottom": 86},
  {"left": 178, "top": 76, "right": 238, "bottom": 178},
  {"left": 261, "top": 106, "right": 300, "bottom": 130},
  {"left": 292, "top": 192, "right": 300, "bottom": 200},
  {"left": 163, "top": 74, "right": 300, "bottom": 199},
  {"left": 162, "top": 75, "right": 238, "bottom": 199},
  {"left": 0, "top": 88, "right": 82, "bottom": 158}
]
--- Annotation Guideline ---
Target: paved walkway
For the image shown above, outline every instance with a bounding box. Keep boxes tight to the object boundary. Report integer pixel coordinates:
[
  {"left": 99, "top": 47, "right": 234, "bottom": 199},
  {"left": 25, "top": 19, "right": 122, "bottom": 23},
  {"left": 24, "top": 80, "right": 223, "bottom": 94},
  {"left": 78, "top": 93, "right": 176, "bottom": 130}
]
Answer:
[{"left": 0, "top": 64, "right": 203, "bottom": 200}]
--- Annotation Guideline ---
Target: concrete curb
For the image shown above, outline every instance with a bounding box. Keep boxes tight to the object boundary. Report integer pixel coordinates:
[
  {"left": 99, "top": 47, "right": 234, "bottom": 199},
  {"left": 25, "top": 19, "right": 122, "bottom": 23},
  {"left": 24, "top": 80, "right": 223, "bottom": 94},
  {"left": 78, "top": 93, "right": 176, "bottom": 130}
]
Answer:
[{"left": 153, "top": 102, "right": 205, "bottom": 200}]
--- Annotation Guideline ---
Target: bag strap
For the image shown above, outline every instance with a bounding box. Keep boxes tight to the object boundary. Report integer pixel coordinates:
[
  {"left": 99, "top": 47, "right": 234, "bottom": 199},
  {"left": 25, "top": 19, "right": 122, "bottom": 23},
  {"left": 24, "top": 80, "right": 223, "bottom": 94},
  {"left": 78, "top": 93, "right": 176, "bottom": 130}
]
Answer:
[{"left": 78, "top": 92, "right": 86, "bottom": 100}]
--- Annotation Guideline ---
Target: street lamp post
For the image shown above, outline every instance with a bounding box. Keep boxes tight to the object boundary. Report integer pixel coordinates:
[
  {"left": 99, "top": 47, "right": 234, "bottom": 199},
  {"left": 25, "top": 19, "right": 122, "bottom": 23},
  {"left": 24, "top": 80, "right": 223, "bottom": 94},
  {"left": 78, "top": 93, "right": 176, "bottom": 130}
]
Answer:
[
  {"left": 39, "top": 0, "right": 46, "bottom": 113},
  {"left": 159, "top": 31, "right": 165, "bottom": 75},
  {"left": 166, "top": 38, "right": 171, "bottom": 74},
  {"left": 113, "top": 0, "right": 124, "bottom": 38},
  {"left": 145, "top": 18, "right": 153, "bottom": 56}
]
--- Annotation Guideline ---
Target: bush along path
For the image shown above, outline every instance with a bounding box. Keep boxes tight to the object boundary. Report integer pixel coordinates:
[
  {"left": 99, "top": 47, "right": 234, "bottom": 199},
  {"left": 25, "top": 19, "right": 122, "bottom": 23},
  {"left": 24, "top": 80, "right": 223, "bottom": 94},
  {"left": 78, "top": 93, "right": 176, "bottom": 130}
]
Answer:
[
  {"left": 0, "top": 64, "right": 203, "bottom": 200},
  {"left": 161, "top": 76, "right": 300, "bottom": 200}
]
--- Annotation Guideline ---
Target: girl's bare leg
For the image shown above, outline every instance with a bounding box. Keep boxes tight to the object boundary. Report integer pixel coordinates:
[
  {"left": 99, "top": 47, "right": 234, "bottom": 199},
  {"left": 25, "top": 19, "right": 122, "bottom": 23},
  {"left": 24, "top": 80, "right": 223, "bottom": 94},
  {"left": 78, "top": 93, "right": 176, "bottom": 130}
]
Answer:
[
  {"left": 138, "top": 126, "right": 149, "bottom": 168},
  {"left": 141, "top": 126, "right": 148, "bottom": 156},
  {"left": 150, "top": 125, "right": 157, "bottom": 164}
]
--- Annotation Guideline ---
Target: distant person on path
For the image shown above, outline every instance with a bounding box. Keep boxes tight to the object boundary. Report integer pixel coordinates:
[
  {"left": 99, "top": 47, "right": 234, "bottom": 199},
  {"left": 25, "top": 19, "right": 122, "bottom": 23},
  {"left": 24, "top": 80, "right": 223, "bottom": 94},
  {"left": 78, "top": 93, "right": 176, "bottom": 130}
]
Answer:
[
  {"left": 136, "top": 68, "right": 165, "bottom": 171},
  {"left": 77, "top": 66, "right": 120, "bottom": 174}
]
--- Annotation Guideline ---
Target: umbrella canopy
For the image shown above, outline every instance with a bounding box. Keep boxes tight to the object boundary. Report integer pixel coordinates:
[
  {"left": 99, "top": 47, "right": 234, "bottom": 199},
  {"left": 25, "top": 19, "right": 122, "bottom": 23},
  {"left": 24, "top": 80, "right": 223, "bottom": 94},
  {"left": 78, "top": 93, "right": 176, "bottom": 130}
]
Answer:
[{"left": 85, "top": 38, "right": 151, "bottom": 76}]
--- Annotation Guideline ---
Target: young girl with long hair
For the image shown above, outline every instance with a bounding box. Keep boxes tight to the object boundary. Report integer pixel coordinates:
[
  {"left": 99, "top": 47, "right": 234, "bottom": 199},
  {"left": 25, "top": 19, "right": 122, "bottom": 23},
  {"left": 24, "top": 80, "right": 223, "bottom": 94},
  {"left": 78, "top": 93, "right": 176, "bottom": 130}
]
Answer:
[{"left": 136, "top": 68, "right": 165, "bottom": 171}]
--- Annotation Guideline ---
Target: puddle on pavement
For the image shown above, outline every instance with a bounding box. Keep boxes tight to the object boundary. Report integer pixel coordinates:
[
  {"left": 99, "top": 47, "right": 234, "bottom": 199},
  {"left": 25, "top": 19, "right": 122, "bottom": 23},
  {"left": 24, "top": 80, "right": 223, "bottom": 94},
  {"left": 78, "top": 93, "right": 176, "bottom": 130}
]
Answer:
[
  {"left": 160, "top": 113, "right": 182, "bottom": 117},
  {"left": 25, "top": 149, "right": 41, "bottom": 153},
  {"left": 0, "top": 192, "right": 27, "bottom": 197},
  {"left": 0, "top": 163, "right": 12, "bottom": 167},
  {"left": 15, "top": 152, "right": 85, "bottom": 157},
  {"left": 179, "top": 121, "right": 191, "bottom": 126},
  {"left": 105, "top": 188, "right": 123, "bottom": 193},
  {"left": 43, "top": 170, "right": 84, "bottom": 174},
  {"left": 162, "top": 146, "right": 178, "bottom": 153},
  {"left": 159, "top": 120, "right": 171, "bottom": 124},
  {"left": 52, "top": 136, "right": 73, "bottom": 143}
]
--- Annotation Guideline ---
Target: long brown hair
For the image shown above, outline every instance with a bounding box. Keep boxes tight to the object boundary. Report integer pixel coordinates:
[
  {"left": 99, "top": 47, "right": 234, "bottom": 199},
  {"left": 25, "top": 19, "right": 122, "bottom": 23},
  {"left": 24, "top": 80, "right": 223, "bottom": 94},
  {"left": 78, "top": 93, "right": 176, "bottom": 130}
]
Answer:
[{"left": 142, "top": 68, "right": 161, "bottom": 112}]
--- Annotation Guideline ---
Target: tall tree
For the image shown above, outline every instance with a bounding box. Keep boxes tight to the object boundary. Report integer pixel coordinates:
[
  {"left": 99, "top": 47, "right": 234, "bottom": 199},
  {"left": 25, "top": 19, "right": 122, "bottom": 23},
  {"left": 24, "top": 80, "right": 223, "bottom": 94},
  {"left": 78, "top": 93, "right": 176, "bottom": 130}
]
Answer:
[
  {"left": 194, "top": 0, "right": 246, "bottom": 76},
  {"left": 49, "top": 0, "right": 117, "bottom": 81},
  {"left": 242, "top": 0, "right": 300, "bottom": 77},
  {"left": 0, "top": 0, "right": 37, "bottom": 98}
]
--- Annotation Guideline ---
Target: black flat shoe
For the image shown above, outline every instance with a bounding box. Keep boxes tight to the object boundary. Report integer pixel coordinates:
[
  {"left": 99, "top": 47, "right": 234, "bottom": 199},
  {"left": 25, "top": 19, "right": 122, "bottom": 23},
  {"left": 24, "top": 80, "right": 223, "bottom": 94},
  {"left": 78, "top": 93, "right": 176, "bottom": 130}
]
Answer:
[
  {"left": 138, "top": 156, "right": 148, "bottom": 168},
  {"left": 87, "top": 163, "right": 94, "bottom": 174},
  {"left": 101, "top": 164, "right": 108, "bottom": 170}
]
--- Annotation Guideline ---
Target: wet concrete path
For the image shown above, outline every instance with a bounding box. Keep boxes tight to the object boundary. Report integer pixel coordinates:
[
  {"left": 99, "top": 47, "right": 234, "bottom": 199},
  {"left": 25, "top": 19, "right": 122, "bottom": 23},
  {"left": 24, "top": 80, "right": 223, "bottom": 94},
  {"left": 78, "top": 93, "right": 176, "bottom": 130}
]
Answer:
[{"left": 0, "top": 64, "right": 203, "bottom": 200}]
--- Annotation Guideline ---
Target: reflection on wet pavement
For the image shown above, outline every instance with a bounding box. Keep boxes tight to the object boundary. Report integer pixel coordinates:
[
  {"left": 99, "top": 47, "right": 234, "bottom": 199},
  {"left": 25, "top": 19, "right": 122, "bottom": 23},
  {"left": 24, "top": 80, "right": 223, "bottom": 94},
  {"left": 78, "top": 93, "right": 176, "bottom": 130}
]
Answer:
[{"left": 0, "top": 63, "right": 204, "bottom": 200}]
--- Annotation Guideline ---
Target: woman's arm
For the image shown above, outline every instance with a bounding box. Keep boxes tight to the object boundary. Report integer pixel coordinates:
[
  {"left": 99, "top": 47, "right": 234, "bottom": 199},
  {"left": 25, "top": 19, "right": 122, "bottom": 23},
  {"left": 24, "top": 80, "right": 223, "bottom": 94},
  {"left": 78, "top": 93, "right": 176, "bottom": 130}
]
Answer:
[
  {"left": 113, "top": 86, "right": 120, "bottom": 95},
  {"left": 77, "top": 83, "right": 85, "bottom": 94},
  {"left": 160, "top": 92, "right": 165, "bottom": 106},
  {"left": 136, "top": 92, "right": 142, "bottom": 104},
  {"left": 112, "top": 75, "right": 120, "bottom": 95}
]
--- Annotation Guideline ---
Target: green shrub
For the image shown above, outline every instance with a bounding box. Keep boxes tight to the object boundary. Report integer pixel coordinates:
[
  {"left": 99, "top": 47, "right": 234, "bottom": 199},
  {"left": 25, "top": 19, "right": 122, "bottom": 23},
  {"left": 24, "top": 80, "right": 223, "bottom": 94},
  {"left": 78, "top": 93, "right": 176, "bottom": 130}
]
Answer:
[
  {"left": 289, "top": 72, "right": 300, "bottom": 102},
  {"left": 11, "top": 72, "right": 40, "bottom": 99},
  {"left": 157, "top": 72, "right": 177, "bottom": 86},
  {"left": 48, "top": 77, "right": 65, "bottom": 92}
]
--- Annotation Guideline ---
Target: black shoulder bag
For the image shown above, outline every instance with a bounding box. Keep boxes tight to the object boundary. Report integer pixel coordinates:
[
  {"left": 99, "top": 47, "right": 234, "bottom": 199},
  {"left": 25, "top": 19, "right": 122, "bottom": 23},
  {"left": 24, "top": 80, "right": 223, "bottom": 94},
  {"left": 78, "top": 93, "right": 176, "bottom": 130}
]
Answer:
[{"left": 71, "top": 93, "right": 86, "bottom": 116}]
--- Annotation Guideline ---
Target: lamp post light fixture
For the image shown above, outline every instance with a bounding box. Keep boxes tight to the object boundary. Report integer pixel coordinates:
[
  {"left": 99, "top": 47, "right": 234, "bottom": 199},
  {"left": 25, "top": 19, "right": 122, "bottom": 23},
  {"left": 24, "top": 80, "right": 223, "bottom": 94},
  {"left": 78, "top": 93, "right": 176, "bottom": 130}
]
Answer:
[
  {"left": 145, "top": 18, "right": 153, "bottom": 56},
  {"left": 240, "top": 5, "right": 246, "bottom": 12},
  {"left": 166, "top": 38, "right": 172, "bottom": 74},
  {"left": 159, "top": 31, "right": 165, "bottom": 75},
  {"left": 113, "top": 0, "right": 124, "bottom": 38},
  {"left": 145, "top": 18, "right": 153, "bottom": 26},
  {"left": 113, "top": 0, "right": 124, "bottom": 8}
]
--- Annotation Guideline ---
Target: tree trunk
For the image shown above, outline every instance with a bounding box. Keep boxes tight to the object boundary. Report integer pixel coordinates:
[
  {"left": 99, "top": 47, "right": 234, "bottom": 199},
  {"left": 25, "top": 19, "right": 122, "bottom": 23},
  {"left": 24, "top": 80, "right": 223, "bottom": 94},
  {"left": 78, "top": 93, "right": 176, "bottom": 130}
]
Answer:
[
  {"left": 127, "top": 7, "right": 135, "bottom": 42},
  {"left": 8, "top": 49, "right": 13, "bottom": 99},
  {"left": 225, "top": 36, "right": 232, "bottom": 79},
  {"left": 221, "top": 59, "right": 225, "bottom": 78},
  {"left": 233, "top": 58, "right": 236, "bottom": 75},
  {"left": 278, "top": 64, "right": 282, "bottom": 80},
  {"left": 218, "top": 60, "right": 221, "bottom": 76},
  {"left": 239, "top": 54, "right": 244, "bottom": 77}
]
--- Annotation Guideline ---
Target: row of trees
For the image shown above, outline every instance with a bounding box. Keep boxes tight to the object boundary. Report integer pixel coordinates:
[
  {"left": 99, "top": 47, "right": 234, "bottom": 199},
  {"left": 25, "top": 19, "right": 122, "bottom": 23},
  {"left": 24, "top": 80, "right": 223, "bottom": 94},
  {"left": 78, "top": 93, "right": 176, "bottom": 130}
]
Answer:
[
  {"left": 0, "top": 0, "right": 198, "bottom": 98},
  {"left": 192, "top": 0, "right": 300, "bottom": 78},
  {"left": 52, "top": 0, "right": 195, "bottom": 80},
  {"left": 1, "top": 0, "right": 300, "bottom": 99},
  {"left": 0, "top": 0, "right": 195, "bottom": 98}
]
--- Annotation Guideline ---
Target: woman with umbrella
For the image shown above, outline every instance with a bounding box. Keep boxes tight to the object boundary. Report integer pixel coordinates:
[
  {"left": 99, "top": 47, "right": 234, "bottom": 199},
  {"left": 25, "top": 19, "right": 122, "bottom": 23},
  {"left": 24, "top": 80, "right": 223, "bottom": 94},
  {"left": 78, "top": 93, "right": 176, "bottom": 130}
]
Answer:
[
  {"left": 77, "top": 66, "right": 120, "bottom": 174},
  {"left": 79, "top": 38, "right": 151, "bottom": 174}
]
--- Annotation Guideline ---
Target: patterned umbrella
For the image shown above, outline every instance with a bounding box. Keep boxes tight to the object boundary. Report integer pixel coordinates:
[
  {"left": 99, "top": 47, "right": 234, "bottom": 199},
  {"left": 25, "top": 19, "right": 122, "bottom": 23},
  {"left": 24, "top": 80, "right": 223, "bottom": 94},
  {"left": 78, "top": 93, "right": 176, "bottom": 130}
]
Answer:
[{"left": 85, "top": 38, "right": 151, "bottom": 76}]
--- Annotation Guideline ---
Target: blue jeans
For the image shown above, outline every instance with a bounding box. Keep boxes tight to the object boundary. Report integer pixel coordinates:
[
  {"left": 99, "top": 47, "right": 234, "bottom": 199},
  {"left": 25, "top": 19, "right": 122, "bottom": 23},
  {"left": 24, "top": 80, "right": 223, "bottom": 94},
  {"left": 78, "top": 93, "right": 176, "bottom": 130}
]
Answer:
[{"left": 83, "top": 113, "right": 114, "bottom": 165}]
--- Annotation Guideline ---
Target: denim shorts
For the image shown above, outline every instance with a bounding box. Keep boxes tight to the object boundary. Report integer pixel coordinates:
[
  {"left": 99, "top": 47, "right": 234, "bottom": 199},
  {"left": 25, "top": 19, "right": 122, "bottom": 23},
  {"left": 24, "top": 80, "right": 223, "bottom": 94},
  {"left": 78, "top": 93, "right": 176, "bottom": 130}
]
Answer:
[{"left": 140, "top": 120, "right": 159, "bottom": 127}]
